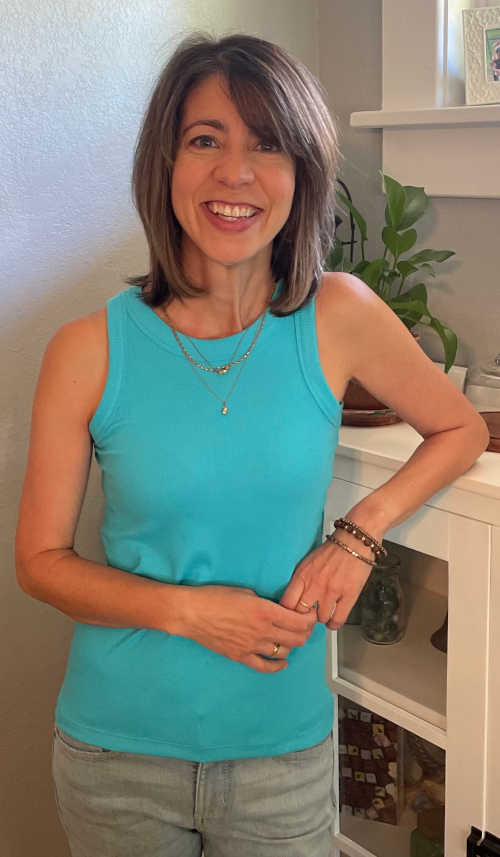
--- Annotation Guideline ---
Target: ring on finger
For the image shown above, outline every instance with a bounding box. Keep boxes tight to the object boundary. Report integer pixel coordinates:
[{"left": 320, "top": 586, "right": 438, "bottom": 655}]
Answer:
[
  {"left": 327, "top": 603, "right": 337, "bottom": 621},
  {"left": 272, "top": 642, "right": 281, "bottom": 656}
]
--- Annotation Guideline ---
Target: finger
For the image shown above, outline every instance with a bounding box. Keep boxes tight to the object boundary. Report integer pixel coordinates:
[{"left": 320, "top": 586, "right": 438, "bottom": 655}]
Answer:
[
  {"left": 246, "top": 654, "right": 288, "bottom": 673},
  {"left": 325, "top": 598, "right": 349, "bottom": 631},
  {"left": 279, "top": 575, "right": 306, "bottom": 611},
  {"left": 260, "top": 641, "right": 290, "bottom": 660},
  {"left": 318, "top": 600, "right": 338, "bottom": 625},
  {"left": 270, "top": 604, "right": 317, "bottom": 646}
]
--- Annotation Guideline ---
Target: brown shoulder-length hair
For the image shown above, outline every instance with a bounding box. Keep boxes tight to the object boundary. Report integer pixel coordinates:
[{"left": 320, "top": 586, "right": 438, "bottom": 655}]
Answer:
[{"left": 126, "top": 31, "right": 339, "bottom": 315}]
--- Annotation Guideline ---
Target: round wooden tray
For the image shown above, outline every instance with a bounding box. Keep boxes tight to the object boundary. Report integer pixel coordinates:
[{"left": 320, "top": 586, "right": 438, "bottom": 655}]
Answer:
[
  {"left": 341, "top": 408, "right": 402, "bottom": 427},
  {"left": 479, "top": 411, "right": 500, "bottom": 453}
]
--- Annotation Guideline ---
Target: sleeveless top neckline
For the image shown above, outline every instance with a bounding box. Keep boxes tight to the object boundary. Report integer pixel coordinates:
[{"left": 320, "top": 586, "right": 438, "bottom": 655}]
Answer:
[{"left": 124, "top": 279, "right": 283, "bottom": 362}]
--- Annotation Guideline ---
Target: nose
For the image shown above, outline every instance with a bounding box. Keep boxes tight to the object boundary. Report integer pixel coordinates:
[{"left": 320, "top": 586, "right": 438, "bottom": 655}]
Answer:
[{"left": 213, "top": 148, "right": 255, "bottom": 186}]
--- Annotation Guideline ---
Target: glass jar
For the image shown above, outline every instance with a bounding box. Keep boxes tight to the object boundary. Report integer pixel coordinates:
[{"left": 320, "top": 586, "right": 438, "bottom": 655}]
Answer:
[{"left": 361, "top": 551, "right": 406, "bottom": 644}]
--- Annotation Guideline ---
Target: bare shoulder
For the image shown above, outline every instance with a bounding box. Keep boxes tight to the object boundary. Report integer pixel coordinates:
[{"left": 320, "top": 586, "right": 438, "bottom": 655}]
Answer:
[
  {"left": 316, "top": 270, "right": 378, "bottom": 324},
  {"left": 314, "top": 272, "right": 373, "bottom": 404},
  {"left": 316, "top": 271, "right": 484, "bottom": 439},
  {"left": 42, "top": 307, "right": 108, "bottom": 425}
]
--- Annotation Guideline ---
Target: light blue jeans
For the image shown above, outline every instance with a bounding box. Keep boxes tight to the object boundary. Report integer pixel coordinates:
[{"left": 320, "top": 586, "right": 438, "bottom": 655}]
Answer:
[{"left": 52, "top": 724, "right": 336, "bottom": 856}]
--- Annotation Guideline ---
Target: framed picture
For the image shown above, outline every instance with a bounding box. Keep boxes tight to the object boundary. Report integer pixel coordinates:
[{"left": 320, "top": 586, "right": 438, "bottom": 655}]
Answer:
[{"left": 463, "top": 5, "right": 500, "bottom": 105}]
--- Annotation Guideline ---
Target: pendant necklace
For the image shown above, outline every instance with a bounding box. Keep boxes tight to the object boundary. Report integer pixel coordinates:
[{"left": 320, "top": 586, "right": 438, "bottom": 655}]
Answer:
[{"left": 163, "top": 305, "right": 269, "bottom": 415}]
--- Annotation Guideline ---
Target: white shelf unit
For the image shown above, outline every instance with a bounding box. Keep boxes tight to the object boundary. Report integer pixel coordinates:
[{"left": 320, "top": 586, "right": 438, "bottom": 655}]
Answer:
[
  {"left": 349, "top": 0, "right": 500, "bottom": 197},
  {"left": 325, "top": 421, "right": 500, "bottom": 857}
]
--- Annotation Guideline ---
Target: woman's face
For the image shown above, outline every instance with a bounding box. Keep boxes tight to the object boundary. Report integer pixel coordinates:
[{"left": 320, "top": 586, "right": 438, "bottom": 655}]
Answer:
[{"left": 171, "top": 74, "right": 296, "bottom": 279}]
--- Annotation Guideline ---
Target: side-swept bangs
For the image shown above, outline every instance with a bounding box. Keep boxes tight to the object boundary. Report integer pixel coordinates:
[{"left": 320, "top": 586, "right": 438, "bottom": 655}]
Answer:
[{"left": 126, "top": 32, "right": 339, "bottom": 314}]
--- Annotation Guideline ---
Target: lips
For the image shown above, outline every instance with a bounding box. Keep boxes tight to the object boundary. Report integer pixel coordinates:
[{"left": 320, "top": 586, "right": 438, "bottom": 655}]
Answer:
[{"left": 201, "top": 201, "right": 263, "bottom": 232}]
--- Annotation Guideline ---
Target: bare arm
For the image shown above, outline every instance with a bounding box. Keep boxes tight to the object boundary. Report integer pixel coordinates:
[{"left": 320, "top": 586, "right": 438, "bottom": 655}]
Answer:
[
  {"left": 15, "top": 313, "right": 186, "bottom": 633},
  {"left": 319, "top": 273, "right": 491, "bottom": 541}
]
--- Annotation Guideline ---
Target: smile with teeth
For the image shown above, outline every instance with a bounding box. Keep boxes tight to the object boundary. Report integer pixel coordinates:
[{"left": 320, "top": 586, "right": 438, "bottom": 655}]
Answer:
[{"left": 205, "top": 201, "right": 259, "bottom": 221}]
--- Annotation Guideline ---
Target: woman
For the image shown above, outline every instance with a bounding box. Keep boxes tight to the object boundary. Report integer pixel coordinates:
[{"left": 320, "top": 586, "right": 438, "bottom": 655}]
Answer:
[{"left": 15, "top": 31, "right": 489, "bottom": 857}]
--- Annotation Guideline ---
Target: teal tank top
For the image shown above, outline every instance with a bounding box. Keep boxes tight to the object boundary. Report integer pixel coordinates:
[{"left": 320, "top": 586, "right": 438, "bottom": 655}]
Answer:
[{"left": 55, "top": 280, "right": 343, "bottom": 761}]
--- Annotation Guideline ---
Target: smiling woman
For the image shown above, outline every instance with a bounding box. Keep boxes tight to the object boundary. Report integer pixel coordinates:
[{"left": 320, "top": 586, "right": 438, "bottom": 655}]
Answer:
[
  {"left": 126, "top": 32, "right": 339, "bottom": 318},
  {"left": 15, "top": 29, "right": 489, "bottom": 857}
]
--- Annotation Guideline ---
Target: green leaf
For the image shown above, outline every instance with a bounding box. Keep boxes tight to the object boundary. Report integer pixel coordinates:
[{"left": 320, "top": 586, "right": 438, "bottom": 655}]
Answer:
[
  {"left": 397, "top": 282, "right": 428, "bottom": 304},
  {"left": 387, "top": 298, "right": 429, "bottom": 316},
  {"left": 418, "top": 262, "right": 436, "bottom": 278},
  {"left": 387, "top": 293, "right": 429, "bottom": 328},
  {"left": 398, "top": 229, "right": 418, "bottom": 253},
  {"left": 352, "top": 260, "right": 369, "bottom": 275},
  {"left": 428, "top": 317, "right": 458, "bottom": 373},
  {"left": 382, "top": 174, "right": 406, "bottom": 229},
  {"left": 382, "top": 226, "right": 400, "bottom": 256},
  {"left": 324, "top": 240, "right": 343, "bottom": 271},
  {"left": 358, "top": 258, "right": 385, "bottom": 290},
  {"left": 336, "top": 191, "right": 367, "bottom": 242},
  {"left": 407, "top": 249, "right": 455, "bottom": 264},
  {"left": 382, "top": 227, "right": 417, "bottom": 257},
  {"left": 397, "top": 260, "right": 419, "bottom": 278},
  {"left": 398, "top": 185, "right": 428, "bottom": 229}
]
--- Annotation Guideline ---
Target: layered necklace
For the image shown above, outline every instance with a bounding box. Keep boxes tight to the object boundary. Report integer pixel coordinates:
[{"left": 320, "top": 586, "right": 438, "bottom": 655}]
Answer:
[{"left": 161, "top": 289, "right": 272, "bottom": 415}]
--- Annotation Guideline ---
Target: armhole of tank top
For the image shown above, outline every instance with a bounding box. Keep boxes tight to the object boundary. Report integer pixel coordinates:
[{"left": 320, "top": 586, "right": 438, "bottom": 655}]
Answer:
[
  {"left": 88, "top": 292, "right": 124, "bottom": 444},
  {"left": 294, "top": 294, "right": 343, "bottom": 426}
]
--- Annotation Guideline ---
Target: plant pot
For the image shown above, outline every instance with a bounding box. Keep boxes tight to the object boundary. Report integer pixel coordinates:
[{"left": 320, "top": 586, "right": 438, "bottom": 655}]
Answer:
[
  {"left": 343, "top": 378, "right": 387, "bottom": 410},
  {"left": 341, "top": 330, "right": 420, "bottom": 426}
]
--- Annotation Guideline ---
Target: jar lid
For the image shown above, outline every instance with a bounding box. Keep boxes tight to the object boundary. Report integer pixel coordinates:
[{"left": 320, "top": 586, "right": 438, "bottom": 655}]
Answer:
[{"left": 374, "top": 549, "right": 401, "bottom": 572}]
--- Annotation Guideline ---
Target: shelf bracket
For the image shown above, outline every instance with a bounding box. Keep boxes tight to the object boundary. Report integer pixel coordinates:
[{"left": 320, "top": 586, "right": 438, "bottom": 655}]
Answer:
[{"left": 467, "top": 827, "right": 500, "bottom": 856}]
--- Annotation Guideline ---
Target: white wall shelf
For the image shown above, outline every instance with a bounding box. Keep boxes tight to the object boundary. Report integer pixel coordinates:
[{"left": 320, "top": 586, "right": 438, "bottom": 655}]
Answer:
[
  {"left": 350, "top": 0, "right": 500, "bottom": 197},
  {"left": 351, "top": 104, "right": 500, "bottom": 128}
]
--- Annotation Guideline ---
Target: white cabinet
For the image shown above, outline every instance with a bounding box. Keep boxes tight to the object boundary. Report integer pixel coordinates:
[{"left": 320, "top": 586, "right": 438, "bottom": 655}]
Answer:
[{"left": 324, "top": 422, "right": 500, "bottom": 856}]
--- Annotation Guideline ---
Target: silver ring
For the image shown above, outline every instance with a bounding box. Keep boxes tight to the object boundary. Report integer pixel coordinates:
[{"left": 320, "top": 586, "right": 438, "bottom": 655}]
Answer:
[{"left": 328, "top": 604, "right": 337, "bottom": 621}]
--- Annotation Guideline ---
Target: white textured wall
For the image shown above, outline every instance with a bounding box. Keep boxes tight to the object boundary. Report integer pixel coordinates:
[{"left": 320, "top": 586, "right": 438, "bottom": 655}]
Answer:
[{"left": 2, "top": 2, "right": 318, "bottom": 854}]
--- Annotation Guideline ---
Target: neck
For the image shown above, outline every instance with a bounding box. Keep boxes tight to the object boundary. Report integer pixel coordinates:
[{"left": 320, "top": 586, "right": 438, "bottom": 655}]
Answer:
[{"left": 161, "top": 276, "right": 276, "bottom": 340}]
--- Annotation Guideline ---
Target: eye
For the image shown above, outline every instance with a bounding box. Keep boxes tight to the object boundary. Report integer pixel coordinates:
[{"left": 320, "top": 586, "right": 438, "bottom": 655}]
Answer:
[
  {"left": 257, "top": 140, "right": 281, "bottom": 153},
  {"left": 189, "top": 135, "right": 218, "bottom": 148}
]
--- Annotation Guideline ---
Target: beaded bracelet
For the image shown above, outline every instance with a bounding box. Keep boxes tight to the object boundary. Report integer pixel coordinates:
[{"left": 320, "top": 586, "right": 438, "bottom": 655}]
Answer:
[
  {"left": 326, "top": 535, "right": 377, "bottom": 567},
  {"left": 333, "top": 517, "right": 387, "bottom": 560}
]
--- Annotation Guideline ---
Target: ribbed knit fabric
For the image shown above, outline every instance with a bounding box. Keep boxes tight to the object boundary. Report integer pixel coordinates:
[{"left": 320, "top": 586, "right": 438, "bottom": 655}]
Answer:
[{"left": 55, "top": 280, "right": 343, "bottom": 761}]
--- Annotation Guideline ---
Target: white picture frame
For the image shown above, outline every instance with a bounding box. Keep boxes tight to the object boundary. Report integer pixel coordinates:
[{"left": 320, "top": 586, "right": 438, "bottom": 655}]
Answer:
[{"left": 463, "top": 5, "right": 500, "bottom": 105}]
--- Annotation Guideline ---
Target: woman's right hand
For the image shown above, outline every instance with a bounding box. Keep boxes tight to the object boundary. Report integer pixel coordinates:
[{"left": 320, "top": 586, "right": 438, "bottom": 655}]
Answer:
[{"left": 176, "top": 584, "right": 318, "bottom": 673}]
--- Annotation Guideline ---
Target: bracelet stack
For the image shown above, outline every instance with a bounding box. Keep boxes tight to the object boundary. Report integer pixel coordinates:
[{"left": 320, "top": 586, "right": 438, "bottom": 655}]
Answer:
[{"left": 325, "top": 516, "right": 387, "bottom": 568}]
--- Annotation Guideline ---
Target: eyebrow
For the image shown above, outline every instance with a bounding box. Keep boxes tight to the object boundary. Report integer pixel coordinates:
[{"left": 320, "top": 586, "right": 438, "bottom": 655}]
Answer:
[{"left": 181, "top": 119, "right": 226, "bottom": 137}]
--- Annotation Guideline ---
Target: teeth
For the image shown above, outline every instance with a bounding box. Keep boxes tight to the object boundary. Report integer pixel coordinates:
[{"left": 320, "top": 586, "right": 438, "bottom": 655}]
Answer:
[{"left": 207, "top": 202, "right": 257, "bottom": 218}]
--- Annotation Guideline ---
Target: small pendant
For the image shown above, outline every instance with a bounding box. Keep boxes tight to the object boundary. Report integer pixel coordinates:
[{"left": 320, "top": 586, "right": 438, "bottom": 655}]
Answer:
[
  {"left": 221, "top": 405, "right": 228, "bottom": 415},
  {"left": 216, "top": 365, "right": 230, "bottom": 375}
]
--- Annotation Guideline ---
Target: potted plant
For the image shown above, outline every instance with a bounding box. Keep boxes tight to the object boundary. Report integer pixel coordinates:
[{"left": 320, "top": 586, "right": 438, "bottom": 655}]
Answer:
[{"left": 326, "top": 174, "right": 458, "bottom": 418}]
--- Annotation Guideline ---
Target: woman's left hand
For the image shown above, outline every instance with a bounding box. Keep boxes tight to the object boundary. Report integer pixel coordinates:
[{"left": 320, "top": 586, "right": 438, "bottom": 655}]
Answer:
[{"left": 279, "top": 537, "right": 375, "bottom": 630}]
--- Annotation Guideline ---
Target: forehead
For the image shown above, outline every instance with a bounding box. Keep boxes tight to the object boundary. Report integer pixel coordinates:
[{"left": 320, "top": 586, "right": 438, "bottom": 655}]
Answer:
[{"left": 181, "top": 74, "right": 240, "bottom": 123}]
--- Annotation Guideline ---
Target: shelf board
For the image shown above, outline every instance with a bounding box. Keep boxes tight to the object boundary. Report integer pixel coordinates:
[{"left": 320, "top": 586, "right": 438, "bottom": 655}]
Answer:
[
  {"left": 335, "top": 584, "right": 447, "bottom": 734},
  {"left": 351, "top": 104, "right": 500, "bottom": 128},
  {"left": 337, "top": 815, "right": 413, "bottom": 857}
]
